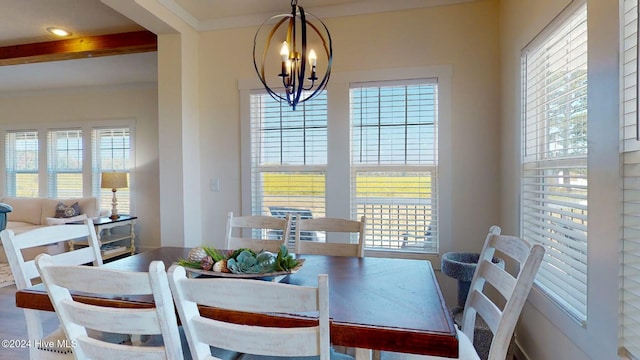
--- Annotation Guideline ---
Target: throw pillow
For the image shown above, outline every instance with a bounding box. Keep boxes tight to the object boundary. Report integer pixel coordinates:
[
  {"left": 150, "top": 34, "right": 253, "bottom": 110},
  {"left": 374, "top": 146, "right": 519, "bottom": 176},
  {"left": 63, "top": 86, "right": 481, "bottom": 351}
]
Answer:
[{"left": 54, "top": 201, "right": 81, "bottom": 218}]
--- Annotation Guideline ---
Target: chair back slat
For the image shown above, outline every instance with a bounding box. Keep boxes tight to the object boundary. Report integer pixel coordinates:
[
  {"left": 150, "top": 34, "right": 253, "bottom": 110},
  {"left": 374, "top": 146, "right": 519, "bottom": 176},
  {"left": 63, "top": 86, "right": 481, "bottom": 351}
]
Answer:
[
  {"left": 43, "top": 265, "right": 152, "bottom": 295},
  {"left": 61, "top": 301, "right": 162, "bottom": 334},
  {"left": 225, "top": 212, "right": 292, "bottom": 252},
  {"left": 76, "top": 337, "right": 166, "bottom": 360},
  {"left": 231, "top": 215, "right": 289, "bottom": 229},
  {"left": 478, "top": 259, "right": 516, "bottom": 300},
  {"left": 9, "top": 224, "right": 96, "bottom": 249},
  {"left": 467, "top": 289, "right": 501, "bottom": 335},
  {"left": 298, "top": 217, "right": 362, "bottom": 232},
  {"left": 490, "top": 234, "right": 532, "bottom": 264},
  {"left": 178, "top": 276, "right": 320, "bottom": 313},
  {"left": 295, "top": 216, "right": 366, "bottom": 258},
  {"left": 192, "top": 317, "right": 321, "bottom": 357},
  {"left": 295, "top": 241, "right": 361, "bottom": 258}
]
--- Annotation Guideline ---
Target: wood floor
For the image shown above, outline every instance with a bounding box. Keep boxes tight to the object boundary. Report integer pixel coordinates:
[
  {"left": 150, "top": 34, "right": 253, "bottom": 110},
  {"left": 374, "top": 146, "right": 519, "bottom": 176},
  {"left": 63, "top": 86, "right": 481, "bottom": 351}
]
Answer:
[{"left": 0, "top": 284, "right": 59, "bottom": 360}]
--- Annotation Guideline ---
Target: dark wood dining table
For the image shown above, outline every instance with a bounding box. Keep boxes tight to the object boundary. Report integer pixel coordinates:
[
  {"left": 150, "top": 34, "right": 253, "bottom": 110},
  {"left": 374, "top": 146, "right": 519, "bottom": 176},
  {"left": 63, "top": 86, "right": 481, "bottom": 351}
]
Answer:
[{"left": 16, "top": 247, "right": 458, "bottom": 359}]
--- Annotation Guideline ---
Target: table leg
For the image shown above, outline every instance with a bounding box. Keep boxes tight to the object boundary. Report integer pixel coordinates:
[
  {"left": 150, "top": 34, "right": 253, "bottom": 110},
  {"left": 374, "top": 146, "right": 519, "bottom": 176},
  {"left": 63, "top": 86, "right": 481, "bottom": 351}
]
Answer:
[
  {"left": 355, "top": 348, "right": 372, "bottom": 360},
  {"left": 129, "top": 221, "right": 136, "bottom": 255}
]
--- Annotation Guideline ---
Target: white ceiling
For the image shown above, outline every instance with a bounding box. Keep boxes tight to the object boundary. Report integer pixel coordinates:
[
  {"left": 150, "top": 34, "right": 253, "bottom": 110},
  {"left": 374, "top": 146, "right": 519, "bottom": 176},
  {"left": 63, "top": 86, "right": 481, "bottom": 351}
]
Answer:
[
  {"left": 0, "top": 0, "right": 468, "bottom": 95},
  {"left": 0, "top": 0, "right": 150, "bottom": 94}
]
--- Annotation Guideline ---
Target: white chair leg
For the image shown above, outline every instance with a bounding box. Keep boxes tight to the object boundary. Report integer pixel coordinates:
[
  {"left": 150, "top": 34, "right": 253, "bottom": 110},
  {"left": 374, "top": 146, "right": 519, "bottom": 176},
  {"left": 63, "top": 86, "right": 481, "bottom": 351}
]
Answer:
[{"left": 355, "top": 348, "right": 372, "bottom": 360}]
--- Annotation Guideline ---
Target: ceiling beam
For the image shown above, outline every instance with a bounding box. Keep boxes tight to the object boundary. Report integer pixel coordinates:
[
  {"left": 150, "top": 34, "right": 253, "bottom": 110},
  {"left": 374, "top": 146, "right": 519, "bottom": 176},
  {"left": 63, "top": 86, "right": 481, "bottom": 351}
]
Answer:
[{"left": 0, "top": 30, "right": 157, "bottom": 66}]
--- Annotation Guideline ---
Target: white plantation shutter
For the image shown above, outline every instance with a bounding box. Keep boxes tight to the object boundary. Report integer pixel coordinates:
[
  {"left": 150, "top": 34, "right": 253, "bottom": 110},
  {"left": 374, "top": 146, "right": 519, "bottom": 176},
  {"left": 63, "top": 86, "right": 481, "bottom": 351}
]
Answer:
[
  {"left": 250, "top": 90, "right": 327, "bottom": 246},
  {"left": 5, "top": 131, "right": 39, "bottom": 197},
  {"left": 621, "top": 0, "right": 640, "bottom": 358},
  {"left": 350, "top": 79, "right": 438, "bottom": 253},
  {"left": 92, "top": 128, "right": 132, "bottom": 215},
  {"left": 520, "top": 2, "right": 588, "bottom": 322},
  {"left": 47, "top": 129, "right": 83, "bottom": 198}
]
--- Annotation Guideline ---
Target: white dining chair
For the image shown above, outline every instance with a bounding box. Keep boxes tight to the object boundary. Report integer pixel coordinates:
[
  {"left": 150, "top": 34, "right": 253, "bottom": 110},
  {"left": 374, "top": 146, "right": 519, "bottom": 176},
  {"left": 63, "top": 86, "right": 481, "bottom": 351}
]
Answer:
[
  {"left": 0, "top": 219, "right": 127, "bottom": 360},
  {"left": 294, "top": 216, "right": 366, "bottom": 258},
  {"left": 167, "top": 264, "right": 353, "bottom": 360},
  {"left": 381, "top": 226, "right": 545, "bottom": 360},
  {"left": 225, "top": 211, "right": 292, "bottom": 252},
  {"left": 35, "top": 255, "right": 185, "bottom": 360}
]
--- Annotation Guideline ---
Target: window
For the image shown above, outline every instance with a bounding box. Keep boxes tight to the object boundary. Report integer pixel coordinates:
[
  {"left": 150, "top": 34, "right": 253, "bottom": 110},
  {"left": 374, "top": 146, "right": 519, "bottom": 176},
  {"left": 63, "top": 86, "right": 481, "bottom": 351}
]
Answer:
[
  {"left": 350, "top": 80, "right": 438, "bottom": 252},
  {"left": 520, "top": 2, "right": 588, "bottom": 322},
  {"left": 4, "top": 123, "right": 133, "bottom": 215},
  {"left": 47, "top": 129, "right": 83, "bottom": 198},
  {"left": 5, "top": 131, "right": 39, "bottom": 197},
  {"left": 92, "top": 128, "right": 132, "bottom": 215},
  {"left": 620, "top": 0, "right": 640, "bottom": 357},
  {"left": 249, "top": 90, "right": 327, "bottom": 244}
]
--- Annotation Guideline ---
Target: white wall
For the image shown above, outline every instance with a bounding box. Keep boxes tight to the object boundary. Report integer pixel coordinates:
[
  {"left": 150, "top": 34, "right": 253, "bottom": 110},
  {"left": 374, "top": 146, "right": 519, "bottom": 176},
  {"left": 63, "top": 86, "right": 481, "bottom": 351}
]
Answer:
[
  {"left": 500, "top": 0, "right": 620, "bottom": 359},
  {"left": 0, "top": 84, "right": 161, "bottom": 251}
]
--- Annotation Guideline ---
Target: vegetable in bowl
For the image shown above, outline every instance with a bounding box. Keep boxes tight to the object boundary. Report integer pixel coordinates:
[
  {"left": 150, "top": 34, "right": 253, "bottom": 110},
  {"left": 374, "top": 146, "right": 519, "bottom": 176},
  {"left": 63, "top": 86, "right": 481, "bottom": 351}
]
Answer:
[{"left": 178, "top": 245, "right": 298, "bottom": 274}]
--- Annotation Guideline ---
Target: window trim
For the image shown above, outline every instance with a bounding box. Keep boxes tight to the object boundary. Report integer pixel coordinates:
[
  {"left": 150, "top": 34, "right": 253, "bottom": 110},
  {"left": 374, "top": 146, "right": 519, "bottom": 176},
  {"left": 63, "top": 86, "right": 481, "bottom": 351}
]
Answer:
[
  {"left": 5, "top": 130, "right": 40, "bottom": 197},
  {"left": 240, "top": 65, "right": 453, "bottom": 262},
  {"left": 350, "top": 79, "right": 440, "bottom": 254},
  {"left": 620, "top": 0, "right": 640, "bottom": 357},
  {"left": 518, "top": 0, "right": 589, "bottom": 330},
  {"left": 47, "top": 128, "right": 84, "bottom": 199},
  {"left": 92, "top": 126, "right": 134, "bottom": 215}
]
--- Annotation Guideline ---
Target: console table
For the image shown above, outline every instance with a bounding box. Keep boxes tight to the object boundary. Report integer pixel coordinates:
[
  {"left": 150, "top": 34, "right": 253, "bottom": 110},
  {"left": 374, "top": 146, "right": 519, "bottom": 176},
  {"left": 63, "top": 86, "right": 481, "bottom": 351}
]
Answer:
[{"left": 69, "top": 215, "right": 137, "bottom": 261}]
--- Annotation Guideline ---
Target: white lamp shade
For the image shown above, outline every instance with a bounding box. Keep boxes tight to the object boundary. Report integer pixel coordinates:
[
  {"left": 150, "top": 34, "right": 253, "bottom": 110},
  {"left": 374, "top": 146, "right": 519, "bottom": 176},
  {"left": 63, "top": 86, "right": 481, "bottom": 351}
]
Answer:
[{"left": 101, "top": 172, "right": 128, "bottom": 189}]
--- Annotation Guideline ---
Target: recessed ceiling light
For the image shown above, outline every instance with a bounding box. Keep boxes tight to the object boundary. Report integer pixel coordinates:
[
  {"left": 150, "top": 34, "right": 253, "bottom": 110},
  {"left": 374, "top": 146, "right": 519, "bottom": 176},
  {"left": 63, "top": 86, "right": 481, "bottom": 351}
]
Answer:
[{"left": 46, "top": 27, "right": 72, "bottom": 37}]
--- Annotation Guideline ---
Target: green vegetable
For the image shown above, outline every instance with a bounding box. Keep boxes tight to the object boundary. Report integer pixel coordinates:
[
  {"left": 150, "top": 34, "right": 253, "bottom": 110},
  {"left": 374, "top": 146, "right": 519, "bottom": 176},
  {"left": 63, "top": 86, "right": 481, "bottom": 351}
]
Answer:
[
  {"left": 202, "top": 246, "right": 226, "bottom": 262},
  {"left": 227, "top": 250, "right": 270, "bottom": 274},
  {"left": 228, "top": 248, "right": 257, "bottom": 260},
  {"left": 177, "top": 258, "right": 202, "bottom": 269},
  {"left": 256, "top": 251, "right": 275, "bottom": 268},
  {"left": 272, "top": 245, "right": 299, "bottom": 272}
]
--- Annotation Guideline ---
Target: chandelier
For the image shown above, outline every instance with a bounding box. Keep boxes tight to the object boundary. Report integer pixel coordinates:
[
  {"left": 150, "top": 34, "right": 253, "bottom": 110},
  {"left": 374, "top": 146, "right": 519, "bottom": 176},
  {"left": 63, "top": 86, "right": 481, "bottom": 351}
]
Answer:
[{"left": 253, "top": 0, "right": 333, "bottom": 110}]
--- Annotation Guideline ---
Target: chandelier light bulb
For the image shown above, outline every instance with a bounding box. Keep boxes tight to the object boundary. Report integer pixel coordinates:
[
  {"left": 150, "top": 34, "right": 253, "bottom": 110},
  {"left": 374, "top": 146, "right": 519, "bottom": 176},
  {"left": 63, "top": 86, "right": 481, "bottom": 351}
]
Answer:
[
  {"left": 280, "top": 42, "right": 289, "bottom": 61},
  {"left": 308, "top": 49, "right": 317, "bottom": 66}
]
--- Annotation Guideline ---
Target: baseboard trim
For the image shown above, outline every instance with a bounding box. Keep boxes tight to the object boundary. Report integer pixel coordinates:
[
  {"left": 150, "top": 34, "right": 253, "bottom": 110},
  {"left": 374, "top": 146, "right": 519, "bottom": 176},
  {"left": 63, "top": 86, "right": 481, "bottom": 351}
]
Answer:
[{"left": 513, "top": 339, "right": 530, "bottom": 360}]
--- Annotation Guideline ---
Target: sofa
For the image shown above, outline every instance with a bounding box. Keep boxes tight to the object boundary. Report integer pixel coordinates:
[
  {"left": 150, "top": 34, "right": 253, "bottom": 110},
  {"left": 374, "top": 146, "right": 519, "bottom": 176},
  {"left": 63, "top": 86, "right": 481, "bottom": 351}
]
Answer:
[{"left": 0, "top": 196, "right": 98, "bottom": 263}]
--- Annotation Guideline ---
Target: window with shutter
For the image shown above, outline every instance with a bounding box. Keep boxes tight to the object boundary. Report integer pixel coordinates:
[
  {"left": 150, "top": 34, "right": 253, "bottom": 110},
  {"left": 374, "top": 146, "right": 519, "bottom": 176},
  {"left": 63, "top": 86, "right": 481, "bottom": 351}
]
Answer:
[
  {"left": 350, "top": 80, "right": 438, "bottom": 252},
  {"left": 250, "top": 90, "right": 327, "bottom": 246},
  {"left": 47, "top": 129, "right": 83, "bottom": 198},
  {"left": 5, "top": 131, "right": 39, "bottom": 197},
  {"left": 520, "top": 1, "right": 588, "bottom": 323},
  {"left": 620, "top": 0, "right": 640, "bottom": 357},
  {"left": 92, "top": 128, "right": 132, "bottom": 215}
]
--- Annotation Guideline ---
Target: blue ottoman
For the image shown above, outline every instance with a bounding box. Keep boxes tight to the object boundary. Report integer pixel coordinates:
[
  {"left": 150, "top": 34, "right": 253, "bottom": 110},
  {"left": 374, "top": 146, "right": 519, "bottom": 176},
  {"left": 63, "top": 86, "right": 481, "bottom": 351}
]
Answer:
[{"left": 0, "top": 203, "right": 12, "bottom": 231}]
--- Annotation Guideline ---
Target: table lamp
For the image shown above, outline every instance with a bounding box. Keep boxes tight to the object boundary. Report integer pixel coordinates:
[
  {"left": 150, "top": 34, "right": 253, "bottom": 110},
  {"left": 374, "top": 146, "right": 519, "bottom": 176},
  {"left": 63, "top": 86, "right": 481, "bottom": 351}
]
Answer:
[{"left": 101, "top": 172, "right": 128, "bottom": 219}]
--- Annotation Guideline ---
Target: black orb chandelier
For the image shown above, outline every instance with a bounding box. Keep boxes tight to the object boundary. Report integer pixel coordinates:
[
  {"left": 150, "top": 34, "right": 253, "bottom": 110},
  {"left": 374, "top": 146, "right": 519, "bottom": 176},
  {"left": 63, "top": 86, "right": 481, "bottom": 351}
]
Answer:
[{"left": 253, "top": 0, "right": 333, "bottom": 111}]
